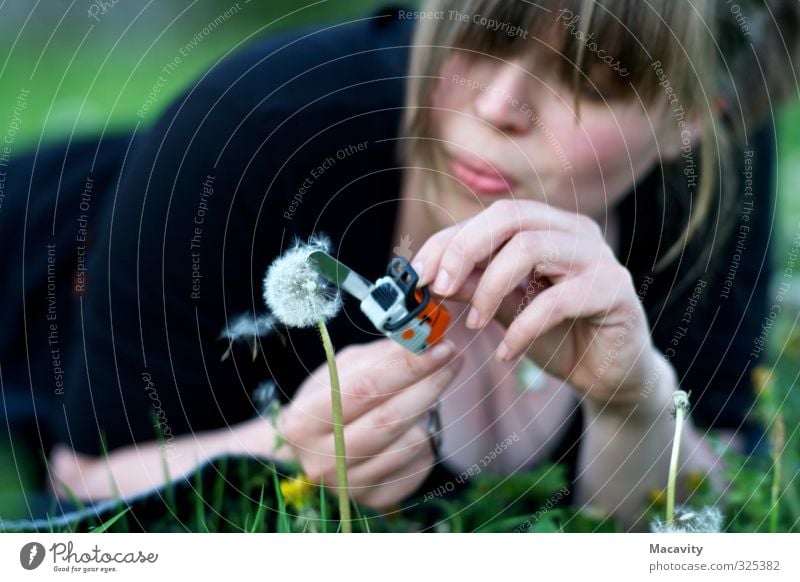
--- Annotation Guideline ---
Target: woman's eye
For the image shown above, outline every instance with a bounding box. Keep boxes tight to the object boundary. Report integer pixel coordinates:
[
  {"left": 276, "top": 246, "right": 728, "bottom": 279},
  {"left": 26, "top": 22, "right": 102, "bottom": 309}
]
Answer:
[{"left": 578, "top": 80, "right": 605, "bottom": 102}]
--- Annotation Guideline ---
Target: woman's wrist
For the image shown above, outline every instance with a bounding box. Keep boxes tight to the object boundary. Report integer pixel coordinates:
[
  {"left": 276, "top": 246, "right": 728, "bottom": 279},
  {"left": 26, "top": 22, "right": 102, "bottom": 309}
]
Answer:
[
  {"left": 238, "top": 415, "right": 295, "bottom": 464},
  {"left": 583, "top": 346, "right": 676, "bottom": 423},
  {"left": 576, "top": 348, "right": 695, "bottom": 528}
]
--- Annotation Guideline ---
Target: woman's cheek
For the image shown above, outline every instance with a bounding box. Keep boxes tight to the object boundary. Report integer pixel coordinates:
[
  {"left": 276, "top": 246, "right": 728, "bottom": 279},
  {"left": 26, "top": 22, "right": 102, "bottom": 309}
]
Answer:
[
  {"left": 432, "top": 54, "right": 476, "bottom": 110},
  {"left": 561, "top": 115, "right": 656, "bottom": 210}
]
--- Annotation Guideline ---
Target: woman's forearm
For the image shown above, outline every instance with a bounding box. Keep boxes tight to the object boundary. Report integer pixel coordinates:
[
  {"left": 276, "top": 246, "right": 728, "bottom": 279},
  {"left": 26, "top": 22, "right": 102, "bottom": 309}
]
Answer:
[
  {"left": 49, "top": 417, "right": 292, "bottom": 502},
  {"left": 575, "top": 351, "right": 719, "bottom": 530}
]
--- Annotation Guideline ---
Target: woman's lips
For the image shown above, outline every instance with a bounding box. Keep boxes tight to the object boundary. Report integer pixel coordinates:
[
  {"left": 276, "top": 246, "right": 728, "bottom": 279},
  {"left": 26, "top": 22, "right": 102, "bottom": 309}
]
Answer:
[{"left": 450, "top": 154, "right": 517, "bottom": 195}]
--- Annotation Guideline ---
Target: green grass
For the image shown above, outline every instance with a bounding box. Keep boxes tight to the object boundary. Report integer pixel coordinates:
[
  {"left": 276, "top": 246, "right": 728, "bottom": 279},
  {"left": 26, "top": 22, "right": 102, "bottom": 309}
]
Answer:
[
  {"left": 0, "top": 436, "right": 36, "bottom": 521},
  {"left": 1, "top": 458, "right": 604, "bottom": 533},
  {"left": 12, "top": 405, "right": 798, "bottom": 533}
]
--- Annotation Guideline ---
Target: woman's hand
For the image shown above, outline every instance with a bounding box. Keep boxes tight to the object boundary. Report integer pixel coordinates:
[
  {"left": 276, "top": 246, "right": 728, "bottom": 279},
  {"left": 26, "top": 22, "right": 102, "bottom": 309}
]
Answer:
[
  {"left": 411, "top": 199, "right": 660, "bottom": 413},
  {"left": 277, "top": 337, "right": 463, "bottom": 508}
]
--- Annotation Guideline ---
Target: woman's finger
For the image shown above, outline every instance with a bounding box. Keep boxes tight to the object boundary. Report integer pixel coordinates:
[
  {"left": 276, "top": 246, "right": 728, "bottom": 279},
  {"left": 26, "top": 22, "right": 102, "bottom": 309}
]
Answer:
[
  {"left": 498, "top": 266, "right": 633, "bottom": 361},
  {"left": 346, "top": 424, "right": 434, "bottom": 506},
  {"left": 286, "top": 337, "right": 461, "bottom": 436},
  {"left": 356, "top": 452, "right": 434, "bottom": 509},
  {"left": 430, "top": 268, "right": 484, "bottom": 305},
  {"left": 411, "top": 223, "right": 461, "bottom": 287},
  {"left": 413, "top": 200, "right": 602, "bottom": 296},
  {"left": 294, "top": 353, "right": 462, "bottom": 467},
  {"left": 343, "top": 354, "right": 462, "bottom": 455},
  {"left": 469, "top": 230, "right": 608, "bottom": 329}
]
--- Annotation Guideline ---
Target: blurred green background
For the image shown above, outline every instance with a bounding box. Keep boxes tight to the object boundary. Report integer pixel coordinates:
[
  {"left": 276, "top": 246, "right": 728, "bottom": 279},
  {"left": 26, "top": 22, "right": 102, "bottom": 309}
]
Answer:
[
  {"left": 0, "top": 0, "right": 388, "bottom": 144},
  {"left": 1, "top": 0, "right": 798, "bottom": 525}
]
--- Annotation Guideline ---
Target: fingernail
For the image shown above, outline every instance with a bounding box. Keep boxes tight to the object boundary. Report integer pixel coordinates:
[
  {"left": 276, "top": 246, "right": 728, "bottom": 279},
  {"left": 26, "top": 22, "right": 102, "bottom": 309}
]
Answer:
[
  {"left": 495, "top": 341, "right": 510, "bottom": 362},
  {"left": 430, "top": 340, "right": 454, "bottom": 360},
  {"left": 412, "top": 260, "right": 426, "bottom": 285},
  {"left": 466, "top": 306, "right": 481, "bottom": 329},
  {"left": 433, "top": 269, "right": 450, "bottom": 294}
]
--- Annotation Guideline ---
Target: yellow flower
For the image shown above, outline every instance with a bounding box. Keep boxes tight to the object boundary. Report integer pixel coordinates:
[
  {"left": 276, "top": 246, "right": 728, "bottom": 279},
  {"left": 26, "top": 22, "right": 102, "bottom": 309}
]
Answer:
[
  {"left": 751, "top": 365, "right": 772, "bottom": 398},
  {"left": 280, "top": 476, "right": 315, "bottom": 510},
  {"left": 648, "top": 488, "right": 666, "bottom": 506},
  {"left": 686, "top": 470, "right": 705, "bottom": 492}
]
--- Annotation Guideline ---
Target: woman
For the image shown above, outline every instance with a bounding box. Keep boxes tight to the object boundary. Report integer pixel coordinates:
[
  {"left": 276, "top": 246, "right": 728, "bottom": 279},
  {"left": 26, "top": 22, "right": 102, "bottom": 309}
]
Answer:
[{"left": 2, "top": 0, "right": 796, "bottom": 529}]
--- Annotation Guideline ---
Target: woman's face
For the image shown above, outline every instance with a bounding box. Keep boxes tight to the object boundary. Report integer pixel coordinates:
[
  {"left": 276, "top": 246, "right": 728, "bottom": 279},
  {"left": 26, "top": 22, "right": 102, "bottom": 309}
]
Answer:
[{"left": 424, "top": 50, "right": 679, "bottom": 226}]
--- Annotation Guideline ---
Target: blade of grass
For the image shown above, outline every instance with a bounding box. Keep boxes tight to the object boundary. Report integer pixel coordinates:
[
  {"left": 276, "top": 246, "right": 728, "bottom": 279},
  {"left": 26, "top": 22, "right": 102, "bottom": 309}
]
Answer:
[
  {"left": 193, "top": 464, "right": 209, "bottom": 532},
  {"left": 769, "top": 414, "right": 785, "bottom": 533},
  {"left": 238, "top": 457, "right": 250, "bottom": 528},
  {"left": 99, "top": 433, "right": 130, "bottom": 533},
  {"left": 91, "top": 507, "right": 131, "bottom": 533},
  {"left": 250, "top": 484, "right": 267, "bottom": 533},
  {"left": 271, "top": 465, "right": 290, "bottom": 533},
  {"left": 47, "top": 496, "right": 58, "bottom": 532},
  {"left": 210, "top": 456, "right": 228, "bottom": 532},
  {"left": 150, "top": 411, "right": 177, "bottom": 516},
  {"left": 351, "top": 499, "right": 370, "bottom": 533},
  {"left": 161, "top": 456, "right": 176, "bottom": 516},
  {"left": 49, "top": 475, "right": 92, "bottom": 529},
  {"left": 319, "top": 479, "right": 327, "bottom": 533},
  {"left": 42, "top": 449, "right": 96, "bottom": 531}
]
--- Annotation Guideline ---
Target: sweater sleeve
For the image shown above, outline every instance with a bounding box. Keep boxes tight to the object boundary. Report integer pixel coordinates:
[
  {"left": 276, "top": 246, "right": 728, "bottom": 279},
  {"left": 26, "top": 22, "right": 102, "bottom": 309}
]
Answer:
[
  {"left": 55, "top": 14, "right": 413, "bottom": 455},
  {"left": 55, "top": 84, "right": 300, "bottom": 455}
]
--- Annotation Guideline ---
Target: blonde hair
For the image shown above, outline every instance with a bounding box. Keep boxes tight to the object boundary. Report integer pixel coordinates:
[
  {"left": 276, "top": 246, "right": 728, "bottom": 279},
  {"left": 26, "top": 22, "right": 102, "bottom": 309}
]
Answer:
[{"left": 402, "top": 0, "right": 798, "bottom": 283}]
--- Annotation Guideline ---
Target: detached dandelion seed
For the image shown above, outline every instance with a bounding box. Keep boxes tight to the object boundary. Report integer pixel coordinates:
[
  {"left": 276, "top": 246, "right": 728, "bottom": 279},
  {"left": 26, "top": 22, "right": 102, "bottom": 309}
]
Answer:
[
  {"left": 219, "top": 313, "right": 278, "bottom": 361},
  {"left": 262, "top": 234, "right": 351, "bottom": 532}
]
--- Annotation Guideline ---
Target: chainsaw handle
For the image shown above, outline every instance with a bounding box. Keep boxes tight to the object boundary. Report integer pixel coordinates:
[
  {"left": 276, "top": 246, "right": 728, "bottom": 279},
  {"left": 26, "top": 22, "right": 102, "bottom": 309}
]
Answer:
[{"left": 383, "top": 285, "right": 430, "bottom": 332}]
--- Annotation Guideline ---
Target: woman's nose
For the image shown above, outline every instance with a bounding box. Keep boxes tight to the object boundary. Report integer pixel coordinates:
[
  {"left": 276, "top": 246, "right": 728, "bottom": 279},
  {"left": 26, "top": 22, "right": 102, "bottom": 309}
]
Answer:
[{"left": 472, "top": 62, "right": 532, "bottom": 134}]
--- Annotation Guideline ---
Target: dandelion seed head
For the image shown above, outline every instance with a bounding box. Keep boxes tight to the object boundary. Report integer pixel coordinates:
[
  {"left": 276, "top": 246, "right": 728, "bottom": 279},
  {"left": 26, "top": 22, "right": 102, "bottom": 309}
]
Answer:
[
  {"left": 263, "top": 234, "right": 342, "bottom": 328},
  {"left": 650, "top": 505, "right": 723, "bottom": 533},
  {"left": 672, "top": 390, "right": 690, "bottom": 413}
]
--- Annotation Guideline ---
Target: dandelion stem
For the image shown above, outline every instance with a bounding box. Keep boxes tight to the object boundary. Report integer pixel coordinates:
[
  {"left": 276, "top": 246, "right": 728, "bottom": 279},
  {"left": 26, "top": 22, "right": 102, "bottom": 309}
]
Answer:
[
  {"left": 666, "top": 391, "right": 689, "bottom": 525},
  {"left": 317, "top": 318, "right": 351, "bottom": 533},
  {"left": 769, "top": 413, "right": 785, "bottom": 533}
]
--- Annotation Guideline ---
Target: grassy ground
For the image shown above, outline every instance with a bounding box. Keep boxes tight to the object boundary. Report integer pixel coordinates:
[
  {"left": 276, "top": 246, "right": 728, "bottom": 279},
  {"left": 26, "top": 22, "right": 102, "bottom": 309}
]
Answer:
[{"left": 1, "top": 0, "right": 798, "bottom": 532}]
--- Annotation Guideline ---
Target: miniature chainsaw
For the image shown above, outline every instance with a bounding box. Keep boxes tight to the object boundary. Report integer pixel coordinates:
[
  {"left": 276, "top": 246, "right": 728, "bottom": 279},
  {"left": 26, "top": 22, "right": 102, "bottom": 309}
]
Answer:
[{"left": 308, "top": 251, "right": 451, "bottom": 353}]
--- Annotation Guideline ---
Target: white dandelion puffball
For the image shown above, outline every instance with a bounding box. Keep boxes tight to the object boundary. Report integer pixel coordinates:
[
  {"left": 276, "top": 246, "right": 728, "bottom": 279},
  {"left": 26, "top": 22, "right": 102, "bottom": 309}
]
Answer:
[
  {"left": 263, "top": 234, "right": 342, "bottom": 328},
  {"left": 650, "top": 506, "right": 723, "bottom": 533}
]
